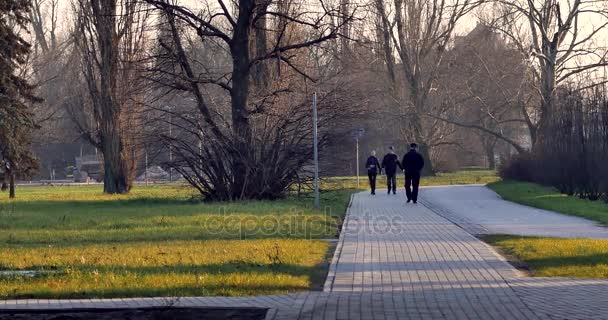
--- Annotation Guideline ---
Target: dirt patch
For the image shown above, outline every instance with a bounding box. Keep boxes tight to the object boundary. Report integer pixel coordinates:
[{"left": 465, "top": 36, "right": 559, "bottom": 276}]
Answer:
[{"left": 0, "top": 307, "right": 268, "bottom": 320}]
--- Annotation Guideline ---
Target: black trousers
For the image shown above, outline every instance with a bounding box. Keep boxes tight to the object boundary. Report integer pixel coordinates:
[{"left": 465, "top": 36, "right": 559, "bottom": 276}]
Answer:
[
  {"left": 386, "top": 173, "right": 397, "bottom": 193},
  {"left": 405, "top": 172, "right": 421, "bottom": 202},
  {"left": 368, "top": 171, "right": 377, "bottom": 193}
]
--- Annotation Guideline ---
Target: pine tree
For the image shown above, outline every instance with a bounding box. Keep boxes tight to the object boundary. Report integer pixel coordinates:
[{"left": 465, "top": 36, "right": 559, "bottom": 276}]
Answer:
[{"left": 0, "top": 0, "right": 41, "bottom": 198}]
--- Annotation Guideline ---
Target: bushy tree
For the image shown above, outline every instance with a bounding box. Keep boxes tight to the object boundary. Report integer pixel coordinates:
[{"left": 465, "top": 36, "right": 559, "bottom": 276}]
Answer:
[{"left": 145, "top": 0, "right": 358, "bottom": 200}]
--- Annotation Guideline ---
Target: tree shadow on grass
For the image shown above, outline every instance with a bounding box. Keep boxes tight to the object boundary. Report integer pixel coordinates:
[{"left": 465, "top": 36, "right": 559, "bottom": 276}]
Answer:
[
  {"left": 525, "top": 253, "right": 608, "bottom": 270},
  {"left": 0, "top": 245, "right": 335, "bottom": 299},
  {"left": 6, "top": 282, "right": 312, "bottom": 300},
  {"left": 76, "top": 262, "right": 321, "bottom": 278},
  {"left": 1, "top": 244, "right": 336, "bottom": 299}
]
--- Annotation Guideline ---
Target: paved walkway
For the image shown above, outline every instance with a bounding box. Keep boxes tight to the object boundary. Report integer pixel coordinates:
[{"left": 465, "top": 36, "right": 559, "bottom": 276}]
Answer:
[
  {"left": 2, "top": 190, "right": 608, "bottom": 319},
  {"left": 420, "top": 185, "right": 608, "bottom": 238}
]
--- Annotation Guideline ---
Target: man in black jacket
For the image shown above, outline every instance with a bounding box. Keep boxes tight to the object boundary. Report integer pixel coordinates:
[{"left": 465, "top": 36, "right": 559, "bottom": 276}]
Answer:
[
  {"left": 382, "top": 146, "right": 402, "bottom": 195},
  {"left": 365, "top": 150, "right": 381, "bottom": 195},
  {"left": 402, "top": 143, "right": 425, "bottom": 203}
]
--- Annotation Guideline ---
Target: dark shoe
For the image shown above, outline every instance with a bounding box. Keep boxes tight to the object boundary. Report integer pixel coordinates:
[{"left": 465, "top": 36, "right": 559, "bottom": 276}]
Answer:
[
  {"left": 393, "top": 191, "right": 396, "bottom": 195},
  {"left": 413, "top": 201, "right": 417, "bottom": 204},
  {"left": 406, "top": 199, "right": 411, "bottom": 203}
]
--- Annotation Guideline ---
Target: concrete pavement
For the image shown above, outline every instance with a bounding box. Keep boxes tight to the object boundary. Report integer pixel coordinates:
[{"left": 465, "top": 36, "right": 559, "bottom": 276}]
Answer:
[{"left": 420, "top": 185, "right": 608, "bottom": 238}]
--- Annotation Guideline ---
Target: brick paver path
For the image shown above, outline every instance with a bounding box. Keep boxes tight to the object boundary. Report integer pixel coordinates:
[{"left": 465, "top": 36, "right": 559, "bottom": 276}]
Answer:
[{"left": 2, "top": 190, "right": 607, "bottom": 319}]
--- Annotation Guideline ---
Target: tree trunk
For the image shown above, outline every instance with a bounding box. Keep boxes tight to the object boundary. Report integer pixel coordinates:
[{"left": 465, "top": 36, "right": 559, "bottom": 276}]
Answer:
[
  {"left": 340, "top": 0, "right": 351, "bottom": 55},
  {"left": 8, "top": 171, "right": 15, "bottom": 199},
  {"left": 229, "top": 0, "right": 255, "bottom": 199},
  {"left": 95, "top": 0, "right": 131, "bottom": 194},
  {"left": 101, "top": 119, "right": 131, "bottom": 194},
  {"left": 485, "top": 145, "right": 496, "bottom": 170},
  {"left": 410, "top": 113, "right": 435, "bottom": 176},
  {"left": 535, "top": 47, "right": 558, "bottom": 148},
  {"left": 412, "top": 89, "right": 435, "bottom": 176},
  {"left": 535, "top": 96, "right": 554, "bottom": 148},
  {"left": 375, "top": 0, "right": 395, "bottom": 84},
  {"left": 252, "top": 0, "right": 269, "bottom": 88},
  {"left": 418, "top": 143, "right": 434, "bottom": 176}
]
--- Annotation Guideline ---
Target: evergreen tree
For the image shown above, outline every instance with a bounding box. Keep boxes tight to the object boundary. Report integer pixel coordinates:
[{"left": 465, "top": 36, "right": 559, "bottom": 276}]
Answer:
[{"left": 0, "top": 0, "right": 41, "bottom": 198}]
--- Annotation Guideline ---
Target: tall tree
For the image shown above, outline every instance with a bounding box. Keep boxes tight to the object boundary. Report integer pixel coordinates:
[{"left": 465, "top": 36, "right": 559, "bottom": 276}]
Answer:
[
  {"left": 489, "top": 0, "right": 608, "bottom": 147},
  {"left": 29, "top": 0, "right": 59, "bottom": 54},
  {"left": 72, "top": 0, "right": 148, "bottom": 194},
  {"left": 378, "top": 0, "right": 482, "bottom": 174},
  {"left": 432, "top": 24, "right": 531, "bottom": 156},
  {"left": 0, "top": 0, "right": 41, "bottom": 198}
]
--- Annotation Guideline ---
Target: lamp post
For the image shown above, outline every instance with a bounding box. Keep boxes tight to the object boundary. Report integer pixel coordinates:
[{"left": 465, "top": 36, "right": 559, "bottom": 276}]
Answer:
[
  {"left": 312, "top": 92, "right": 320, "bottom": 209},
  {"left": 145, "top": 145, "right": 149, "bottom": 186},
  {"left": 163, "top": 105, "right": 175, "bottom": 182},
  {"left": 352, "top": 128, "right": 365, "bottom": 188},
  {"left": 169, "top": 118, "right": 173, "bottom": 182},
  {"left": 356, "top": 136, "right": 359, "bottom": 188}
]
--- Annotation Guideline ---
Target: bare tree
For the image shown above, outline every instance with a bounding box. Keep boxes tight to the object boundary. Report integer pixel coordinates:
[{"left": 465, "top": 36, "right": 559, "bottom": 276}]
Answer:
[
  {"left": 29, "top": 0, "right": 59, "bottom": 54},
  {"left": 27, "top": 0, "right": 77, "bottom": 150},
  {"left": 431, "top": 23, "right": 531, "bottom": 156},
  {"left": 71, "top": 0, "right": 149, "bottom": 193},
  {"left": 376, "top": 0, "right": 482, "bottom": 174},
  {"left": 374, "top": 0, "right": 396, "bottom": 85},
  {"left": 487, "top": 0, "right": 608, "bottom": 147},
  {"left": 144, "top": 0, "right": 358, "bottom": 200}
]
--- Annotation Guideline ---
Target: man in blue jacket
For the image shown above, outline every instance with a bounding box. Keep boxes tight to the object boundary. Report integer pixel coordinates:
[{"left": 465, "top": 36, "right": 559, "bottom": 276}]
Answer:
[
  {"left": 382, "top": 146, "right": 402, "bottom": 195},
  {"left": 401, "top": 143, "right": 425, "bottom": 203}
]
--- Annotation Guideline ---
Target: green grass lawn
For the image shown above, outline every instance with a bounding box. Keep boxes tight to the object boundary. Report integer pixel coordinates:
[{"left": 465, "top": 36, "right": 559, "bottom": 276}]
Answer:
[
  {"left": 488, "top": 180, "right": 608, "bottom": 225},
  {"left": 325, "top": 170, "right": 499, "bottom": 190},
  {"left": 485, "top": 236, "right": 608, "bottom": 279},
  {"left": 0, "top": 184, "right": 351, "bottom": 299}
]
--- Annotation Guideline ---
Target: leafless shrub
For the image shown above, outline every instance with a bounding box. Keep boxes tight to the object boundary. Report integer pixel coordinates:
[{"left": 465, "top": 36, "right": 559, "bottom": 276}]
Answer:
[{"left": 500, "top": 84, "right": 608, "bottom": 201}]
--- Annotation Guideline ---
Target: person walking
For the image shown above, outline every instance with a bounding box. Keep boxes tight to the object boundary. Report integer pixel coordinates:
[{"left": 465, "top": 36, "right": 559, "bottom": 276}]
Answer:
[
  {"left": 382, "top": 146, "right": 402, "bottom": 195},
  {"left": 401, "top": 143, "right": 424, "bottom": 203},
  {"left": 365, "top": 151, "right": 381, "bottom": 195}
]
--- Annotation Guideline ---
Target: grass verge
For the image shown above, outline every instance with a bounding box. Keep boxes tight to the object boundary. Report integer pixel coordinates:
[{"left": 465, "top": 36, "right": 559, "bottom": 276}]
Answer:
[
  {"left": 484, "top": 235, "right": 608, "bottom": 279},
  {"left": 0, "top": 239, "right": 332, "bottom": 298},
  {"left": 488, "top": 180, "right": 608, "bottom": 225},
  {"left": 325, "top": 170, "right": 498, "bottom": 190},
  {"left": 0, "top": 185, "right": 352, "bottom": 298}
]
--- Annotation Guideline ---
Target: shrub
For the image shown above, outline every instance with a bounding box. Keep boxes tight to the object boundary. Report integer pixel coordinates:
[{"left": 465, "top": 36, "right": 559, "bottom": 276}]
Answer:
[
  {"left": 498, "top": 153, "right": 536, "bottom": 182},
  {"left": 500, "top": 85, "right": 608, "bottom": 202}
]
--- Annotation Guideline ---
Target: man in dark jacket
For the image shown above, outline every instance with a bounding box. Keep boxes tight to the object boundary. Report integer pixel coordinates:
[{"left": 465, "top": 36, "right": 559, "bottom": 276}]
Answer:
[
  {"left": 382, "top": 146, "right": 402, "bottom": 195},
  {"left": 401, "top": 143, "right": 424, "bottom": 203},
  {"left": 365, "top": 150, "right": 381, "bottom": 195}
]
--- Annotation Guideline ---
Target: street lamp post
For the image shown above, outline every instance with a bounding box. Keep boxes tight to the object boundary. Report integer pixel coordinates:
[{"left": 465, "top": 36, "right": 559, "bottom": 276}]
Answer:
[
  {"left": 169, "top": 118, "right": 173, "bottom": 182},
  {"left": 312, "top": 92, "right": 320, "bottom": 209},
  {"left": 352, "top": 128, "right": 365, "bottom": 188},
  {"left": 145, "top": 146, "right": 149, "bottom": 186},
  {"left": 163, "top": 105, "right": 175, "bottom": 183},
  {"left": 356, "top": 136, "right": 359, "bottom": 188}
]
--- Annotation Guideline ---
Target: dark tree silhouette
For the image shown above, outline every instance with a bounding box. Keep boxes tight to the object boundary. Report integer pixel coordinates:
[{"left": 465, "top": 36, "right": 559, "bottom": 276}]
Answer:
[
  {"left": 145, "top": 0, "right": 358, "bottom": 200},
  {"left": 0, "top": 0, "right": 42, "bottom": 198}
]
